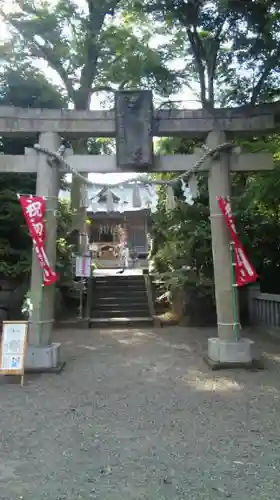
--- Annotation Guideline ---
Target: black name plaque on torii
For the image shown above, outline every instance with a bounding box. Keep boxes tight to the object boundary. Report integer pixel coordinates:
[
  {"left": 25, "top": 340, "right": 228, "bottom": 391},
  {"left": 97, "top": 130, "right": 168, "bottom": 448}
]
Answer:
[{"left": 115, "top": 90, "right": 154, "bottom": 170}]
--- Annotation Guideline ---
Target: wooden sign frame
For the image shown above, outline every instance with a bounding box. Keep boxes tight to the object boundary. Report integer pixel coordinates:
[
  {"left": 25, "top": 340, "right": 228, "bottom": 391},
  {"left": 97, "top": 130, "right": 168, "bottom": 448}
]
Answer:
[{"left": 0, "top": 321, "right": 28, "bottom": 386}]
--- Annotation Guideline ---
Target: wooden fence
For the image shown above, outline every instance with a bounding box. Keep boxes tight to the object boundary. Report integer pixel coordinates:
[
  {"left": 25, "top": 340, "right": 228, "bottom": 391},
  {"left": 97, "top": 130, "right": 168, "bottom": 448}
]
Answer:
[{"left": 247, "top": 284, "right": 280, "bottom": 328}]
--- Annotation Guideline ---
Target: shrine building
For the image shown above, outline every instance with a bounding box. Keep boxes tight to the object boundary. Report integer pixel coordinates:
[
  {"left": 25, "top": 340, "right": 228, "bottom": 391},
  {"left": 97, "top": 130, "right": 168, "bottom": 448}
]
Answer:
[{"left": 61, "top": 183, "right": 156, "bottom": 268}]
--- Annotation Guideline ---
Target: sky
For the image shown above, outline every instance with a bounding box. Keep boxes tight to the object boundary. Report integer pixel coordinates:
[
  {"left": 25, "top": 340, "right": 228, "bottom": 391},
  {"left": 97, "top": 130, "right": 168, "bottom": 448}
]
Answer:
[{"left": 0, "top": 2, "right": 198, "bottom": 186}]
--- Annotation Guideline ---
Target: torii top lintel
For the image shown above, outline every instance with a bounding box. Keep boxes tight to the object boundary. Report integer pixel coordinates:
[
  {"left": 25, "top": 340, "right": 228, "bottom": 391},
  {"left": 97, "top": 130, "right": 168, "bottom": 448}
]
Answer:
[{"left": 0, "top": 89, "right": 278, "bottom": 139}]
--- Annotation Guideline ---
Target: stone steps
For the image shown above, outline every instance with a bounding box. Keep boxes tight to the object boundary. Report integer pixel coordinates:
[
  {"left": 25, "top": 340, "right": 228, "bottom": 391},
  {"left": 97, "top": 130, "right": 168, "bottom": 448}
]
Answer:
[
  {"left": 89, "top": 317, "right": 153, "bottom": 328},
  {"left": 90, "top": 274, "right": 153, "bottom": 328},
  {"left": 94, "top": 296, "right": 148, "bottom": 304},
  {"left": 94, "top": 300, "right": 148, "bottom": 309},
  {"left": 92, "top": 308, "right": 150, "bottom": 318}
]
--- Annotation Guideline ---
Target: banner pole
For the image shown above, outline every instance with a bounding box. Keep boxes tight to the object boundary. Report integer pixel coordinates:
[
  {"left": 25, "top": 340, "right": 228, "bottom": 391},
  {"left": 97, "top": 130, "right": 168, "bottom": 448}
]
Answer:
[
  {"left": 38, "top": 281, "right": 44, "bottom": 343},
  {"left": 79, "top": 275, "right": 83, "bottom": 320},
  {"left": 38, "top": 207, "right": 46, "bottom": 343},
  {"left": 230, "top": 242, "right": 239, "bottom": 340}
]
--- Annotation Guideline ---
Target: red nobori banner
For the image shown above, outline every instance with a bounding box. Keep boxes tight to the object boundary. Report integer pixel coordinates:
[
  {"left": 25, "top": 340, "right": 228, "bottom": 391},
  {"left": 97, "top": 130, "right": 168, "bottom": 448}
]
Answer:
[
  {"left": 216, "top": 196, "right": 238, "bottom": 240},
  {"left": 233, "top": 238, "right": 258, "bottom": 287},
  {"left": 217, "top": 196, "right": 258, "bottom": 287},
  {"left": 19, "top": 195, "right": 58, "bottom": 286},
  {"left": 19, "top": 195, "right": 46, "bottom": 244},
  {"left": 34, "top": 242, "right": 58, "bottom": 286}
]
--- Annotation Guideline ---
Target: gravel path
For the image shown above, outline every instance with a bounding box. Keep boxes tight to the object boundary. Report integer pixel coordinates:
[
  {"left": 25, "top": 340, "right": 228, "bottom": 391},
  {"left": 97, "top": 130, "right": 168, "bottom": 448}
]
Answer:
[{"left": 0, "top": 326, "right": 280, "bottom": 500}]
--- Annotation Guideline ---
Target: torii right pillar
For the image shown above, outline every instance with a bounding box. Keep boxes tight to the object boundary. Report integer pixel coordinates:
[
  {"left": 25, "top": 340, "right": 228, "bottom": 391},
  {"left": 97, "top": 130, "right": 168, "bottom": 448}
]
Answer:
[{"left": 207, "top": 130, "right": 256, "bottom": 368}]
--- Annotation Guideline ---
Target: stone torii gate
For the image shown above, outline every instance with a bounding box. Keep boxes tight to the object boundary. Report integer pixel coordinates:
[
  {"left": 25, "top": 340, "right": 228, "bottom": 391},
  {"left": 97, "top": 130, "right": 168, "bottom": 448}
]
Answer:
[{"left": 0, "top": 91, "right": 275, "bottom": 371}]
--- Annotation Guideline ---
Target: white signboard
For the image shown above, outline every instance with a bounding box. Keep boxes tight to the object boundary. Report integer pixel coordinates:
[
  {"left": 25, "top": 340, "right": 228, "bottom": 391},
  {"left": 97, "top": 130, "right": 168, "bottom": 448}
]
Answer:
[
  {"left": 0, "top": 322, "right": 28, "bottom": 383},
  {"left": 75, "top": 255, "right": 92, "bottom": 278}
]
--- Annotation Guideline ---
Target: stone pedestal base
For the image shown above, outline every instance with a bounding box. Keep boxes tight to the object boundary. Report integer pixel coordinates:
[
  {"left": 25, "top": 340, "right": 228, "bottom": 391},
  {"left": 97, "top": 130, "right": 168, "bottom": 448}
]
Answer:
[
  {"left": 25, "top": 343, "right": 64, "bottom": 373},
  {"left": 206, "top": 338, "right": 264, "bottom": 370}
]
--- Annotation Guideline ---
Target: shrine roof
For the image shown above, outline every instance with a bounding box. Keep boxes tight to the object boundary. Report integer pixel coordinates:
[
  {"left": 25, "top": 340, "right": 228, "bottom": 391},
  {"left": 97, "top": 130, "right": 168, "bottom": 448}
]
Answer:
[{"left": 59, "top": 183, "right": 157, "bottom": 213}]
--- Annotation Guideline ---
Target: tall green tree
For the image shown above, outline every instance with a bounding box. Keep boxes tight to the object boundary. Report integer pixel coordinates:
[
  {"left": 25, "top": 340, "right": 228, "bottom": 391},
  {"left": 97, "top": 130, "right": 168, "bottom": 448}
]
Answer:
[
  {"left": 0, "top": 64, "right": 67, "bottom": 155},
  {"left": 0, "top": 0, "right": 179, "bottom": 111},
  {"left": 0, "top": 0, "right": 181, "bottom": 246},
  {"left": 135, "top": 0, "right": 280, "bottom": 108},
  {"left": 147, "top": 1, "right": 280, "bottom": 297},
  {"left": 220, "top": 0, "right": 280, "bottom": 105},
  {"left": 0, "top": 65, "right": 69, "bottom": 279}
]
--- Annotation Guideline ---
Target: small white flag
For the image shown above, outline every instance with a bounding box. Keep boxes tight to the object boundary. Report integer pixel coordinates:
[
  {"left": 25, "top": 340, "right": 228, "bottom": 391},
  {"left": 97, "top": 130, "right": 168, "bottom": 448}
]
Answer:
[
  {"left": 132, "top": 183, "right": 142, "bottom": 208},
  {"left": 181, "top": 179, "right": 194, "bottom": 206},
  {"left": 143, "top": 185, "right": 152, "bottom": 208},
  {"left": 188, "top": 175, "right": 199, "bottom": 199},
  {"left": 80, "top": 184, "right": 89, "bottom": 208},
  {"left": 165, "top": 185, "right": 176, "bottom": 211},
  {"left": 106, "top": 189, "right": 114, "bottom": 212}
]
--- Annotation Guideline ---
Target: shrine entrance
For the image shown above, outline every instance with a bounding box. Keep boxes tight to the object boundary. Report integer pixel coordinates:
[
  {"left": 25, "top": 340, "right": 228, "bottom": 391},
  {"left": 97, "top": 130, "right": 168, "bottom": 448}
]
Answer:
[
  {"left": 86, "top": 183, "right": 150, "bottom": 269},
  {"left": 0, "top": 90, "right": 275, "bottom": 370}
]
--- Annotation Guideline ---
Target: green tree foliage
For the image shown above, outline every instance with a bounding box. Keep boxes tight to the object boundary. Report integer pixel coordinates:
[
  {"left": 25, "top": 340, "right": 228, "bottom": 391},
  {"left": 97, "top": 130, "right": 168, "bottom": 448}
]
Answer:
[
  {"left": 0, "top": 65, "right": 71, "bottom": 280},
  {"left": 220, "top": 0, "right": 280, "bottom": 105},
  {"left": 56, "top": 200, "right": 76, "bottom": 287},
  {"left": 134, "top": 0, "right": 280, "bottom": 107},
  {"left": 152, "top": 136, "right": 280, "bottom": 296},
  {"left": 0, "top": 0, "right": 180, "bottom": 110},
  {"left": 145, "top": 1, "right": 280, "bottom": 297},
  {"left": 234, "top": 136, "right": 280, "bottom": 292},
  {"left": 0, "top": 64, "right": 67, "bottom": 155},
  {"left": 151, "top": 138, "right": 213, "bottom": 296},
  {"left": 0, "top": 0, "right": 183, "bottom": 247}
]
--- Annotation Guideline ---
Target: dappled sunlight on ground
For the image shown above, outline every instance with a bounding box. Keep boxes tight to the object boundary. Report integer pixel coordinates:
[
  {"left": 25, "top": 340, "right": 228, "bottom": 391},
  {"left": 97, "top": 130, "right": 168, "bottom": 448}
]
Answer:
[
  {"left": 1, "top": 325, "right": 280, "bottom": 499},
  {"left": 182, "top": 369, "right": 244, "bottom": 392},
  {"left": 117, "top": 329, "right": 158, "bottom": 345},
  {"left": 77, "top": 344, "right": 97, "bottom": 351},
  {"left": 265, "top": 352, "right": 280, "bottom": 363}
]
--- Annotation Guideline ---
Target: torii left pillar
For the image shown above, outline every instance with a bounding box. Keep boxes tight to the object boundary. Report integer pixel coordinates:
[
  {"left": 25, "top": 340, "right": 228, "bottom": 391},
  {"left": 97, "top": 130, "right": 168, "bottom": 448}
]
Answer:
[{"left": 25, "top": 132, "right": 61, "bottom": 371}]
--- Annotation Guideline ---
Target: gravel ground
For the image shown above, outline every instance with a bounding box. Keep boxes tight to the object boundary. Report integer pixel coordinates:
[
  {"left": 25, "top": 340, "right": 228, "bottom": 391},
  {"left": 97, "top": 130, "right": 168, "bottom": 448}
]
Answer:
[{"left": 1, "top": 326, "right": 280, "bottom": 500}]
